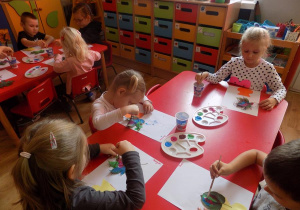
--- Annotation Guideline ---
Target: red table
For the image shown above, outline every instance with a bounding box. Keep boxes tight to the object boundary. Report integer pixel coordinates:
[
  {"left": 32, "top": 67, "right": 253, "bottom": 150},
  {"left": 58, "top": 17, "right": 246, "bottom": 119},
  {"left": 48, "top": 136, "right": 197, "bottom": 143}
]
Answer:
[
  {"left": 86, "top": 71, "right": 288, "bottom": 209},
  {"left": 0, "top": 44, "right": 107, "bottom": 145}
]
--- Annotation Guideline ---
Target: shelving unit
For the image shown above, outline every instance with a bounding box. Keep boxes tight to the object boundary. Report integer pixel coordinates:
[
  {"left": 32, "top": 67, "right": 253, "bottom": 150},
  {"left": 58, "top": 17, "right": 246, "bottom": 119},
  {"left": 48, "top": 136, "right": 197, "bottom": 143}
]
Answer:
[{"left": 218, "top": 28, "right": 300, "bottom": 84}]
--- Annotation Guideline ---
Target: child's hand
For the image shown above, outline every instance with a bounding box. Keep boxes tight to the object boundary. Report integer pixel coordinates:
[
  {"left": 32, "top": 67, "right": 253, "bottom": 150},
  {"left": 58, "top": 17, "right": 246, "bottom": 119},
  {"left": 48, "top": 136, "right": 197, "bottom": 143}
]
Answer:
[
  {"left": 143, "top": 101, "right": 153, "bottom": 114},
  {"left": 36, "top": 40, "right": 46, "bottom": 48},
  {"left": 0, "top": 46, "right": 13, "bottom": 59},
  {"left": 100, "top": 143, "right": 117, "bottom": 156},
  {"left": 195, "top": 72, "right": 209, "bottom": 84},
  {"left": 113, "top": 140, "right": 135, "bottom": 155},
  {"left": 259, "top": 98, "right": 278, "bottom": 110},
  {"left": 121, "top": 104, "right": 139, "bottom": 116},
  {"left": 210, "top": 160, "right": 232, "bottom": 179},
  {"left": 54, "top": 39, "right": 62, "bottom": 46}
]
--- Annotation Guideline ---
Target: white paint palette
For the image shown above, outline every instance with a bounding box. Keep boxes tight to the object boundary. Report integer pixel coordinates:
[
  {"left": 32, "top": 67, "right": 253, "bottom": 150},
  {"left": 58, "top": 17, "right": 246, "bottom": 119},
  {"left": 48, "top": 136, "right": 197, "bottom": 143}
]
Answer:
[
  {"left": 22, "top": 55, "right": 44, "bottom": 63},
  {"left": 161, "top": 132, "right": 205, "bottom": 158},
  {"left": 25, "top": 66, "right": 48, "bottom": 78},
  {"left": 193, "top": 106, "right": 228, "bottom": 127}
]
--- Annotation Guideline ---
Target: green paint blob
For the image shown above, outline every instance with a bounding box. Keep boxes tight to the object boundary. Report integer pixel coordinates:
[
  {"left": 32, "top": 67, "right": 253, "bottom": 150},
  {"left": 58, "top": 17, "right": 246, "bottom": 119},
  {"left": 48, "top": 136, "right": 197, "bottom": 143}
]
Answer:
[
  {"left": 47, "top": 11, "right": 59, "bottom": 28},
  {"left": 198, "top": 112, "right": 203, "bottom": 116},
  {"left": 9, "top": 1, "right": 31, "bottom": 17},
  {"left": 187, "top": 134, "right": 194, "bottom": 139}
]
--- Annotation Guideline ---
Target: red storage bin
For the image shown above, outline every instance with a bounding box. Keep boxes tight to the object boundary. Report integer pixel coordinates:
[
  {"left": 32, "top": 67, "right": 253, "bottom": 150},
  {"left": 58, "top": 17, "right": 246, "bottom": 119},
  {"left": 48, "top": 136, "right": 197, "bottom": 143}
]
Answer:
[
  {"left": 154, "top": 36, "right": 172, "bottom": 55},
  {"left": 175, "top": 3, "right": 197, "bottom": 24},
  {"left": 194, "top": 45, "right": 218, "bottom": 66},
  {"left": 102, "top": 0, "right": 117, "bottom": 12},
  {"left": 120, "top": 30, "right": 134, "bottom": 46},
  {"left": 135, "top": 33, "right": 151, "bottom": 50}
]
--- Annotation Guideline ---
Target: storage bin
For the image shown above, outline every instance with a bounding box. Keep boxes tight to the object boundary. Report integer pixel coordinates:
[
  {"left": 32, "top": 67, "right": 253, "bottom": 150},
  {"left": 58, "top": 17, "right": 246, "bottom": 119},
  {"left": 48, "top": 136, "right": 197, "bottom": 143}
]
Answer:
[
  {"left": 154, "top": 36, "right": 172, "bottom": 55},
  {"left": 174, "top": 22, "right": 196, "bottom": 43},
  {"left": 135, "top": 33, "right": 151, "bottom": 50},
  {"left": 134, "top": 0, "right": 151, "bottom": 16},
  {"left": 154, "top": 1, "right": 173, "bottom": 19},
  {"left": 173, "top": 40, "right": 194, "bottom": 60},
  {"left": 194, "top": 45, "right": 218, "bottom": 66},
  {"left": 198, "top": 6, "right": 226, "bottom": 27},
  {"left": 117, "top": 0, "right": 133, "bottom": 14},
  {"left": 104, "top": 12, "right": 117, "bottom": 28},
  {"left": 154, "top": 19, "right": 173, "bottom": 39},
  {"left": 102, "top": 0, "right": 117, "bottom": 12},
  {"left": 105, "top": 27, "right": 119, "bottom": 42},
  {"left": 107, "top": 41, "right": 120, "bottom": 56},
  {"left": 118, "top": 14, "right": 133, "bottom": 31},
  {"left": 196, "top": 26, "right": 222, "bottom": 48},
  {"left": 172, "top": 57, "right": 192, "bottom": 73},
  {"left": 120, "top": 44, "right": 135, "bottom": 60},
  {"left": 175, "top": 3, "right": 197, "bottom": 24},
  {"left": 120, "top": 30, "right": 134, "bottom": 46},
  {"left": 193, "top": 62, "right": 215, "bottom": 73},
  {"left": 153, "top": 52, "right": 171, "bottom": 71},
  {"left": 135, "top": 16, "right": 151, "bottom": 34},
  {"left": 135, "top": 48, "right": 151, "bottom": 64}
]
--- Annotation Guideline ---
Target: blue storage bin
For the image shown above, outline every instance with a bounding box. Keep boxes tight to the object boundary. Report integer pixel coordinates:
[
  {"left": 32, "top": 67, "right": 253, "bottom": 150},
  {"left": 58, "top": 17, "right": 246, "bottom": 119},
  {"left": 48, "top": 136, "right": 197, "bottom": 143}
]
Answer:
[
  {"left": 119, "top": 14, "right": 133, "bottom": 31},
  {"left": 193, "top": 62, "right": 215, "bottom": 74},
  {"left": 173, "top": 40, "right": 193, "bottom": 60},
  {"left": 104, "top": 12, "right": 117, "bottom": 28},
  {"left": 135, "top": 48, "right": 151, "bottom": 64},
  {"left": 154, "top": 19, "right": 173, "bottom": 38}
]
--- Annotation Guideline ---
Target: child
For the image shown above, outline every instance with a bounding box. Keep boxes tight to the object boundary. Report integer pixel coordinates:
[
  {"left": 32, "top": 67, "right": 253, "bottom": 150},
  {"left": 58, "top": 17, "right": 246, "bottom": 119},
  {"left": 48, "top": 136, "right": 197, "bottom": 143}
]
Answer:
[
  {"left": 12, "top": 118, "right": 146, "bottom": 209},
  {"left": 92, "top": 69, "right": 154, "bottom": 130},
  {"left": 17, "top": 12, "right": 54, "bottom": 50},
  {"left": 0, "top": 46, "right": 13, "bottom": 59},
  {"left": 195, "top": 27, "right": 287, "bottom": 111},
  {"left": 210, "top": 139, "right": 300, "bottom": 210},
  {"left": 53, "top": 27, "right": 101, "bottom": 100}
]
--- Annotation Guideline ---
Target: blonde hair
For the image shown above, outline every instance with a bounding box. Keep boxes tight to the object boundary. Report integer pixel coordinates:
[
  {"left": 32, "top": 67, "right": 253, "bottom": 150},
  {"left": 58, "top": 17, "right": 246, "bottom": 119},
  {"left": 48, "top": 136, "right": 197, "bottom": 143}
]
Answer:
[
  {"left": 60, "top": 27, "right": 89, "bottom": 62},
  {"left": 12, "top": 119, "right": 89, "bottom": 209},
  {"left": 110, "top": 69, "right": 146, "bottom": 95},
  {"left": 240, "top": 27, "right": 272, "bottom": 57}
]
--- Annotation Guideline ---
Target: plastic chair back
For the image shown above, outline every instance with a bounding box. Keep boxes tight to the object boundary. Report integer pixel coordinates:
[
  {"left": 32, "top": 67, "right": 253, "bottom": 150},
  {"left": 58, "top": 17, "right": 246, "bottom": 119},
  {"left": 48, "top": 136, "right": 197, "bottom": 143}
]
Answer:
[
  {"left": 272, "top": 130, "right": 285, "bottom": 149},
  {"left": 146, "top": 84, "right": 161, "bottom": 96}
]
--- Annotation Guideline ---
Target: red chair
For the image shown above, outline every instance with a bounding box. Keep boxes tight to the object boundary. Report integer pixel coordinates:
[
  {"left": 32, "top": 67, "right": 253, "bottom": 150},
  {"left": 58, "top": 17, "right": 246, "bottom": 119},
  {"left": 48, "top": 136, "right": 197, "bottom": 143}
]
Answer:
[
  {"left": 89, "top": 115, "right": 97, "bottom": 134},
  {"left": 146, "top": 84, "right": 161, "bottom": 96},
  {"left": 65, "top": 68, "right": 101, "bottom": 124}
]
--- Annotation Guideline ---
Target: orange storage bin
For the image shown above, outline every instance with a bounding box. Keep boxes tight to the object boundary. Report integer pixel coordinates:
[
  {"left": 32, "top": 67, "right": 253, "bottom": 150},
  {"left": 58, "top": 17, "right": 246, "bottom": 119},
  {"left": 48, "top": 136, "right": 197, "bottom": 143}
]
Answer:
[
  {"left": 174, "top": 22, "right": 196, "bottom": 43},
  {"left": 198, "top": 6, "right": 226, "bottom": 27},
  {"left": 120, "top": 44, "right": 135, "bottom": 60},
  {"left": 153, "top": 52, "right": 171, "bottom": 71},
  {"left": 134, "top": 0, "right": 152, "bottom": 16},
  {"left": 194, "top": 46, "right": 218, "bottom": 66},
  {"left": 107, "top": 41, "right": 120, "bottom": 56}
]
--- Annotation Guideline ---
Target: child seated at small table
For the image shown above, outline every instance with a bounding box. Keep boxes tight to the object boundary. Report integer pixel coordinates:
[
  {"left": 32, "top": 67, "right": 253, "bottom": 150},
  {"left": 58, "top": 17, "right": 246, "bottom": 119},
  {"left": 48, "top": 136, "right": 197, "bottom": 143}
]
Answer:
[{"left": 17, "top": 12, "right": 54, "bottom": 50}]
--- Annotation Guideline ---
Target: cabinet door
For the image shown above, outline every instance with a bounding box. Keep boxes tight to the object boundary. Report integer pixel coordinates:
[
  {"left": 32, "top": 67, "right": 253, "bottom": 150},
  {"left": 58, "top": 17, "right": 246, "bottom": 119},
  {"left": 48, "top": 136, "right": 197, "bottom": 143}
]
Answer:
[{"left": 35, "top": 0, "right": 66, "bottom": 38}]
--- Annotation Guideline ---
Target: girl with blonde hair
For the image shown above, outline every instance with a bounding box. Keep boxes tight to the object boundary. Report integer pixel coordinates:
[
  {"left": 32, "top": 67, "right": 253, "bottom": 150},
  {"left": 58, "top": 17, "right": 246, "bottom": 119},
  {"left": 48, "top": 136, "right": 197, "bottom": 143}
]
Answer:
[
  {"left": 92, "top": 69, "right": 154, "bottom": 130},
  {"left": 12, "top": 118, "right": 146, "bottom": 209}
]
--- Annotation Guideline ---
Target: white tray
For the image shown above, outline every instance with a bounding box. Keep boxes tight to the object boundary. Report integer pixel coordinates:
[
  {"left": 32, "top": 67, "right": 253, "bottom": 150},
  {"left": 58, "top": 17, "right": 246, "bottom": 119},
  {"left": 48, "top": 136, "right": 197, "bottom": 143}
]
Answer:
[
  {"left": 22, "top": 55, "right": 44, "bottom": 63},
  {"left": 193, "top": 106, "right": 228, "bottom": 127},
  {"left": 25, "top": 66, "right": 48, "bottom": 78}
]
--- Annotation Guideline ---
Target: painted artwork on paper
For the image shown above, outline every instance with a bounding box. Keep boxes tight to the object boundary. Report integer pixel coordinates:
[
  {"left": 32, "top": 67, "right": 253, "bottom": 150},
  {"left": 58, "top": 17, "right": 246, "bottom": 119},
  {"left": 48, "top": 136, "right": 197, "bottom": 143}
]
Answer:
[
  {"left": 235, "top": 97, "right": 254, "bottom": 110},
  {"left": 109, "top": 156, "right": 126, "bottom": 175}
]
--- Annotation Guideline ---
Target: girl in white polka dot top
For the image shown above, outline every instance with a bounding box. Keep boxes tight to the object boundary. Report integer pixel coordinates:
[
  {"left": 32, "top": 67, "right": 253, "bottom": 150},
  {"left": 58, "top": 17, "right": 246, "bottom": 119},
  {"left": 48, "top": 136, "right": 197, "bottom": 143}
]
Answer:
[{"left": 195, "top": 27, "right": 287, "bottom": 110}]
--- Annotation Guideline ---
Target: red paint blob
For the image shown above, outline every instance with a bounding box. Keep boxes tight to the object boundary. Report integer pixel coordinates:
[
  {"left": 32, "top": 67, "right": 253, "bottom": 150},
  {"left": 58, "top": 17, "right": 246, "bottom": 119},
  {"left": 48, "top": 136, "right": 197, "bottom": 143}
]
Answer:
[
  {"left": 190, "top": 147, "right": 198, "bottom": 152},
  {"left": 217, "top": 116, "right": 223, "bottom": 120}
]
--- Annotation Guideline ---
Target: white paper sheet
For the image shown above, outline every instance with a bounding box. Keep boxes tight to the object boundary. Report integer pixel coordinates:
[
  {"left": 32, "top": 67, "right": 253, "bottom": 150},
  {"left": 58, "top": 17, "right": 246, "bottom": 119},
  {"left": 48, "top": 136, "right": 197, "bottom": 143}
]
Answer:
[
  {"left": 119, "top": 109, "right": 176, "bottom": 142},
  {"left": 21, "top": 46, "right": 47, "bottom": 57},
  {"left": 82, "top": 145, "right": 163, "bottom": 191},
  {"left": 158, "top": 159, "right": 253, "bottom": 210},
  {"left": 0, "top": 58, "right": 20, "bottom": 69},
  {"left": 0, "top": 69, "right": 17, "bottom": 80},
  {"left": 221, "top": 85, "right": 260, "bottom": 116},
  {"left": 42, "top": 58, "right": 55, "bottom": 66}
]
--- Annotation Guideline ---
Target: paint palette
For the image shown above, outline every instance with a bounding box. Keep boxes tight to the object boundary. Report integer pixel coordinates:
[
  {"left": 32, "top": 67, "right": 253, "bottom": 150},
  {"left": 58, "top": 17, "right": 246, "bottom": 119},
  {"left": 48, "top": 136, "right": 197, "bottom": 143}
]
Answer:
[
  {"left": 193, "top": 106, "right": 228, "bottom": 127},
  {"left": 22, "top": 55, "right": 44, "bottom": 63},
  {"left": 161, "top": 132, "right": 205, "bottom": 158},
  {"left": 25, "top": 66, "right": 48, "bottom": 78}
]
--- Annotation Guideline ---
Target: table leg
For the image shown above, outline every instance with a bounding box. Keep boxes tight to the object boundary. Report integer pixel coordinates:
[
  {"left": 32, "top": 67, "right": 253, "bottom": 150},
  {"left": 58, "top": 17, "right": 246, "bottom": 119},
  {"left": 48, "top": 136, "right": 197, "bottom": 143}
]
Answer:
[
  {"left": 0, "top": 105, "right": 20, "bottom": 147},
  {"left": 100, "top": 52, "right": 109, "bottom": 90}
]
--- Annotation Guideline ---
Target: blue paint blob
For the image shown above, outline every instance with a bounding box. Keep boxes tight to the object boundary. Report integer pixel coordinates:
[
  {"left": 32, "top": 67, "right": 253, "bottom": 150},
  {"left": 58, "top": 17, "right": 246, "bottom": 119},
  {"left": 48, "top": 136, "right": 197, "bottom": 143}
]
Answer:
[
  {"left": 165, "top": 142, "right": 172, "bottom": 147},
  {"left": 195, "top": 116, "right": 202, "bottom": 121}
]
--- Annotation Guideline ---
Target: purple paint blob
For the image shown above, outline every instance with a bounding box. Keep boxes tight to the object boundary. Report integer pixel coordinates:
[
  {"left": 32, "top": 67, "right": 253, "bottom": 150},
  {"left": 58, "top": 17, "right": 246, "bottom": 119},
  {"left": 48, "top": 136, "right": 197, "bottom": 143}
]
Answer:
[
  {"left": 179, "top": 134, "right": 186, "bottom": 139},
  {"left": 203, "top": 109, "right": 208, "bottom": 113},
  {"left": 165, "top": 142, "right": 172, "bottom": 147}
]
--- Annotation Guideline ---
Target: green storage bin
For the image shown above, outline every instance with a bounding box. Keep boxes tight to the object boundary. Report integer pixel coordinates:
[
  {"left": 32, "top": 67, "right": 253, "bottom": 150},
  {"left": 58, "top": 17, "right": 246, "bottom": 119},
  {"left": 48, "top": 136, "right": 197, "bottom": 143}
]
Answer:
[
  {"left": 154, "top": 1, "right": 173, "bottom": 19},
  {"left": 135, "top": 16, "right": 151, "bottom": 34},
  {"left": 117, "top": 0, "right": 133, "bottom": 14},
  {"left": 196, "top": 26, "right": 222, "bottom": 48},
  {"left": 172, "top": 57, "right": 192, "bottom": 73},
  {"left": 105, "top": 27, "right": 119, "bottom": 42}
]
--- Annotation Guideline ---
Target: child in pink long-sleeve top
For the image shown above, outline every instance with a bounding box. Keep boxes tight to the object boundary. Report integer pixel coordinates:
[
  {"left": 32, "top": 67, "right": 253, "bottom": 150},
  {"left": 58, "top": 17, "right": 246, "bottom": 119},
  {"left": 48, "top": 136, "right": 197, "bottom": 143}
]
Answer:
[{"left": 53, "top": 27, "right": 101, "bottom": 100}]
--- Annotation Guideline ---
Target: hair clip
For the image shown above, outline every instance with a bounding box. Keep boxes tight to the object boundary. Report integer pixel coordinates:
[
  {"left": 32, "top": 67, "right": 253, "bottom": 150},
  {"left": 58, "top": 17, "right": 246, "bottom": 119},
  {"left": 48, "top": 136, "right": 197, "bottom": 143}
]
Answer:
[
  {"left": 50, "top": 132, "right": 57, "bottom": 149},
  {"left": 20, "top": 152, "right": 31, "bottom": 159}
]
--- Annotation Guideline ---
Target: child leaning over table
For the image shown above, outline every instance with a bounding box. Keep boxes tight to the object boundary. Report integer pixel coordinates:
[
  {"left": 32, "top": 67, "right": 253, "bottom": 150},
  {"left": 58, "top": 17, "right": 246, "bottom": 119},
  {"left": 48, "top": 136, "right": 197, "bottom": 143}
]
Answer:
[
  {"left": 17, "top": 12, "right": 54, "bottom": 50},
  {"left": 92, "top": 69, "right": 154, "bottom": 131},
  {"left": 12, "top": 118, "right": 146, "bottom": 209},
  {"left": 195, "top": 27, "right": 287, "bottom": 111},
  {"left": 53, "top": 27, "right": 101, "bottom": 101},
  {"left": 209, "top": 139, "right": 300, "bottom": 210}
]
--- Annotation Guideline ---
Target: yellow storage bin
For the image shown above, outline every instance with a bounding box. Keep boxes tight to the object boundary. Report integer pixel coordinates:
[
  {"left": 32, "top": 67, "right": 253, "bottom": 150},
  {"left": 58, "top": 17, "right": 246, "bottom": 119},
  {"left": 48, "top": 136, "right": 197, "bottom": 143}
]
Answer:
[
  {"left": 174, "top": 22, "right": 196, "bottom": 43},
  {"left": 198, "top": 6, "right": 226, "bottom": 27},
  {"left": 153, "top": 52, "right": 171, "bottom": 71},
  {"left": 107, "top": 41, "right": 120, "bottom": 56},
  {"left": 134, "top": 0, "right": 152, "bottom": 16},
  {"left": 120, "top": 44, "right": 135, "bottom": 60}
]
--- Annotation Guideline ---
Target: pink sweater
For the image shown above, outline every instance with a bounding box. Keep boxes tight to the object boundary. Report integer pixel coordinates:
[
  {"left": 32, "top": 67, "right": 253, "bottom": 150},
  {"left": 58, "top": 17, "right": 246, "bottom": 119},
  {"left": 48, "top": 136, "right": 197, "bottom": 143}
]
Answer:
[{"left": 53, "top": 50, "right": 101, "bottom": 94}]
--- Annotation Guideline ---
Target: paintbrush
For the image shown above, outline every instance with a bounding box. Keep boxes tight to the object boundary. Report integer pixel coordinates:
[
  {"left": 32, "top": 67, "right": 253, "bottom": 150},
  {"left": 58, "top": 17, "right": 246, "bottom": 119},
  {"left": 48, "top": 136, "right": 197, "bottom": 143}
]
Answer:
[
  {"left": 127, "top": 115, "right": 134, "bottom": 127},
  {"left": 207, "top": 155, "right": 222, "bottom": 198}
]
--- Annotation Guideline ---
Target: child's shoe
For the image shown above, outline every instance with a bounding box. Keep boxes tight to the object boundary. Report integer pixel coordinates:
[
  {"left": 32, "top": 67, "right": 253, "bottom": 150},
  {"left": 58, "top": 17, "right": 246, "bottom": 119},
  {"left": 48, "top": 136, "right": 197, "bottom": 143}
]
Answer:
[{"left": 87, "top": 91, "right": 96, "bottom": 102}]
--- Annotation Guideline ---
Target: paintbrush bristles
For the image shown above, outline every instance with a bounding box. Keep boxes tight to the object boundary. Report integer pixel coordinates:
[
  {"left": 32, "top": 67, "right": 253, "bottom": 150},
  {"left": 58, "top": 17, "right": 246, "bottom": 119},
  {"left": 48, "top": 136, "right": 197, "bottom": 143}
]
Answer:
[{"left": 207, "top": 155, "right": 222, "bottom": 198}]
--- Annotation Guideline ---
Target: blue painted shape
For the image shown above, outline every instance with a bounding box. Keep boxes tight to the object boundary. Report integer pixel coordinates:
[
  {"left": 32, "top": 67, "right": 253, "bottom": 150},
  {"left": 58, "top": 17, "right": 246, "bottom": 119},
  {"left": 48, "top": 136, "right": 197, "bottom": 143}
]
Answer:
[
  {"left": 165, "top": 142, "right": 172, "bottom": 147},
  {"left": 195, "top": 116, "right": 202, "bottom": 121}
]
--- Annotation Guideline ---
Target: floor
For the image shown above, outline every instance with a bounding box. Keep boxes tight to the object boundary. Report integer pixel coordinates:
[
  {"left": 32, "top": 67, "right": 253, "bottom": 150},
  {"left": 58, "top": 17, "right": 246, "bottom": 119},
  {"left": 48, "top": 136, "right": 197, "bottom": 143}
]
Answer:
[{"left": 0, "top": 58, "right": 299, "bottom": 209}]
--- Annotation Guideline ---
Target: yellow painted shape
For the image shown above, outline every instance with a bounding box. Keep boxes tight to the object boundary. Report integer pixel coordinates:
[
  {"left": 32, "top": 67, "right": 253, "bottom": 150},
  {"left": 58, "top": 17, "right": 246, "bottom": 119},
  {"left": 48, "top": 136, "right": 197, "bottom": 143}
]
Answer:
[
  {"left": 221, "top": 199, "right": 247, "bottom": 210},
  {"left": 92, "top": 179, "right": 116, "bottom": 192}
]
